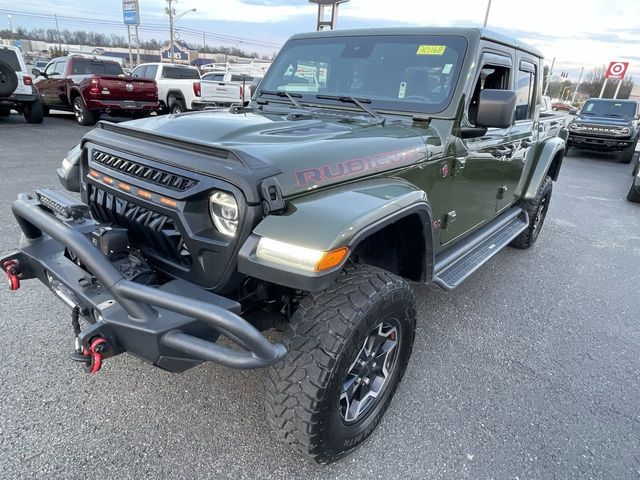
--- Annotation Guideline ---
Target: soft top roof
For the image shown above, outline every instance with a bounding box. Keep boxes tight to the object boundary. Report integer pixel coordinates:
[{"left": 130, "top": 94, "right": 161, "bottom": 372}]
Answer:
[{"left": 289, "top": 27, "right": 543, "bottom": 58}]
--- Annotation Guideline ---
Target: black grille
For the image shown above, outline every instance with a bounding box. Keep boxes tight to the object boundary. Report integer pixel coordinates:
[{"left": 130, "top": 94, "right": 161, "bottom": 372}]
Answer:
[
  {"left": 88, "top": 185, "right": 192, "bottom": 267},
  {"left": 92, "top": 150, "right": 198, "bottom": 192}
]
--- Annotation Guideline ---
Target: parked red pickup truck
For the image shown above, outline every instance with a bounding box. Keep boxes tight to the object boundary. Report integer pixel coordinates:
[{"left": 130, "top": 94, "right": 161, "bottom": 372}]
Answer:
[{"left": 33, "top": 55, "right": 159, "bottom": 125}]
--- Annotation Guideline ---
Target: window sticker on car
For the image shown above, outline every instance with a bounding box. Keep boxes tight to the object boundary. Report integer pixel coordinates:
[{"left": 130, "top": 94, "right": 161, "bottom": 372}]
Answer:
[
  {"left": 398, "top": 81, "right": 407, "bottom": 99},
  {"left": 442, "top": 63, "right": 453, "bottom": 74},
  {"left": 416, "top": 45, "right": 446, "bottom": 55}
]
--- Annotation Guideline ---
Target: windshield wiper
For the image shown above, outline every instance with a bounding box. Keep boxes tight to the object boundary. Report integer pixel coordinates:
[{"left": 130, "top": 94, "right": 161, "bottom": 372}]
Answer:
[
  {"left": 258, "top": 90, "right": 304, "bottom": 109},
  {"left": 315, "top": 94, "right": 384, "bottom": 125}
]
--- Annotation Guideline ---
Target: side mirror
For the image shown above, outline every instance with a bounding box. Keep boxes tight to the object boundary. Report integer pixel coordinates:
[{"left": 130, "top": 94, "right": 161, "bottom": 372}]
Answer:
[
  {"left": 476, "top": 89, "right": 517, "bottom": 129},
  {"left": 569, "top": 108, "right": 578, "bottom": 115},
  {"left": 32, "top": 68, "right": 45, "bottom": 78}
]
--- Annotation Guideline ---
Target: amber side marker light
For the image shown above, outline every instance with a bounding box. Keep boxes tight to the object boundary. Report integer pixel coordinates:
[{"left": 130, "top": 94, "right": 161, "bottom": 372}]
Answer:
[
  {"left": 316, "top": 247, "right": 349, "bottom": 271},
  {"left": 159, "top": 197, "right": 178, "bottom": 207}
]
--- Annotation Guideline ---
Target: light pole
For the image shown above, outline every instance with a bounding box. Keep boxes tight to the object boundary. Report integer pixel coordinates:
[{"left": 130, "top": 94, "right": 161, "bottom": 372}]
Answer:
[
  {"left": 483, "top": 0, "right": 492, "bottom": 28},
  {"left": 166, "top": 1, "right": 196, "bottom": 63},
  {"left": 7, "top": 14, "right": 12, "bottom": 34}
]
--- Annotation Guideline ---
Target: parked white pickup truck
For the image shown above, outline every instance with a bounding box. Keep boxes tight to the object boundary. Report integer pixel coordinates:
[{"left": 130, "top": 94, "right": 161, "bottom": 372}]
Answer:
[
  {"left": 202, "top": 72, "right": 253, "bottom": 104},
  {"left": 131, "top": 62, "right": 244, "bottom": 112}
]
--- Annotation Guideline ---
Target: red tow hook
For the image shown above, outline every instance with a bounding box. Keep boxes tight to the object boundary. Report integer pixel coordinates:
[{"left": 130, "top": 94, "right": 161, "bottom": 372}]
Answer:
[
  {"left": 3, "top": 260, "right": 20, "bottom": 291},
  {"left": 82, "top": 337, "right": 109, "bottom": 374}
]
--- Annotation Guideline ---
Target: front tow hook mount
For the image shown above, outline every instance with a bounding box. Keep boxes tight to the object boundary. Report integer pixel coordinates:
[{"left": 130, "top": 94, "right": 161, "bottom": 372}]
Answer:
[
  {"left": 70, "top": 337, "right": 110, "bottom": 374},
  {"left": 3, "top": 260, "right": 21, "bottom": 291}
]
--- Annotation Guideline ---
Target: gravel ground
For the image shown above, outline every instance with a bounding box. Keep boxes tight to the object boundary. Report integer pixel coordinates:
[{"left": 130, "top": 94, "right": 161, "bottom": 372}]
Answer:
[{"left": 1, "top": 112, "right": 639, "bottom": 479}]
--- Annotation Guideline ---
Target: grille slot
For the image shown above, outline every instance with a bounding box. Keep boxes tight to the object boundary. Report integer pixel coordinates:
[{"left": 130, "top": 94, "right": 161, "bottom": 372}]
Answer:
[
  {"left": 92, "top": 150, "right": 198, "bottom": 192},
  {"left": 88, "top": 185, "right": 192, "bottom": 267}
]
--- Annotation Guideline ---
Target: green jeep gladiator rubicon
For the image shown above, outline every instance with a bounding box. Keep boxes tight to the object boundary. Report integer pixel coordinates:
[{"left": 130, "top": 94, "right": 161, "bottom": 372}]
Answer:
[{"left": 2, "top": 28, "right": 566, "bottom": 463}]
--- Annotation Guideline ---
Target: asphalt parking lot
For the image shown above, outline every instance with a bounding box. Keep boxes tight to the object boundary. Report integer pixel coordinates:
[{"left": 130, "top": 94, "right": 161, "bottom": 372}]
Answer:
[{"left": 1, "top": 112, "right": 639, "bottom": 480}]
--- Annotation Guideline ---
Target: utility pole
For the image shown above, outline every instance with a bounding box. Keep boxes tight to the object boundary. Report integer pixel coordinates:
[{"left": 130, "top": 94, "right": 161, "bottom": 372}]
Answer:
[
  {"left": 54, "top": 13, "right": 62, "bottom": 52},
  {"left": 483, "top": 0, "right": 492, "bottom": 28},
  {"left": 167, "top": 0, "right": 175, "bottom": 63},
  {"left": 7, "top": 14, "right": 12, "bottom": 34},
  {"left": 543, "top": 57, "right": 555, "bottom": 96},
  {"left": 135, "top": 25, "right": 141, "bottom": 65},
  {"left": 571, "top": 66, "right": 584, "bottom": 104}
]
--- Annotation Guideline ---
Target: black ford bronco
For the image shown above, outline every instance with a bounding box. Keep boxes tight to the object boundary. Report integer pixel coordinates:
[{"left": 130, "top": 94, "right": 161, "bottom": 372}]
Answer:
[{"left": 2, "top": 28, "right": 566, "bottom": 463}]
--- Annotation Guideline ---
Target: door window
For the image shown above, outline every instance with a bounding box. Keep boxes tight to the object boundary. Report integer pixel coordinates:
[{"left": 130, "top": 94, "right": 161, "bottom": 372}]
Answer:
[
  {"left": 467, "top": 65, "right": 510, "bottom": 126},
  {"left": 144, "top": 65, "right": 158, "bottom": 79},
  {"left": 514, "top": 61, "right": 536, "bottom": 121},
  {"left": 131, "top": 65, "right": 147, "bottom": 78}
]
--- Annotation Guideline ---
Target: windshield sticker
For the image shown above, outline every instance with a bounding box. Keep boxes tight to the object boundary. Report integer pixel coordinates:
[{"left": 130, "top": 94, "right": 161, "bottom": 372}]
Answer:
[
  {"left": 398, "top": 82, "right": 407, "bottom": 99},
  {"left": 417, "top": 45, "right": 446, "bottom": 55},
  {"left": 295, "top": 147, "right": 425, "bottom": 187},
  {"left": 442, "top": 63, "right": 453, "bottom": 74}
]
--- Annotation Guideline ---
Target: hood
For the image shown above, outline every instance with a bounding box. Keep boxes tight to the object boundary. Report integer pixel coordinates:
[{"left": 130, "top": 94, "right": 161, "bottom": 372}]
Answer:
[
  {"left": 126, "top": 109, "right": 441, "bottom": 197},
  {"left": 573, "top": 114, "right": 633, "bottom": 126}
]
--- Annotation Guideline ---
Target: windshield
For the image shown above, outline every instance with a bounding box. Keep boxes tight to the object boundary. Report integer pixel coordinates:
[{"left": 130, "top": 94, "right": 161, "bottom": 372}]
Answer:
[
  {"left": 71, "top": 59, "right": 123, "bottom": 75},
  {"left": 582, "top": 100, "right": 637, "bottom": 118},
  {"left": 258, "top": 35, "right": 467, "bottom": 114}
]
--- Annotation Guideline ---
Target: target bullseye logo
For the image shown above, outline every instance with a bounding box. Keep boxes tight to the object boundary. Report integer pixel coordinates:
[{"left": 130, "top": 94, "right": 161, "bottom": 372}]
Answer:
[{"left": 605, "top": 61, "right": 629, "bottom": 79}]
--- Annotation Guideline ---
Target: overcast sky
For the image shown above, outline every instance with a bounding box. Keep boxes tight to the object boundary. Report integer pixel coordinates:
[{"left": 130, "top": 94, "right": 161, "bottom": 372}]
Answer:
[{"left": 1, "top": 0, "right": 638, "bottom": 81}]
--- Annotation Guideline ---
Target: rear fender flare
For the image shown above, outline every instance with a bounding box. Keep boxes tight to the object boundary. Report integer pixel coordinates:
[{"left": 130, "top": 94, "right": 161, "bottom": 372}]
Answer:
[{"left": 238, "top": 178, "right": 434, "bottom": 291}]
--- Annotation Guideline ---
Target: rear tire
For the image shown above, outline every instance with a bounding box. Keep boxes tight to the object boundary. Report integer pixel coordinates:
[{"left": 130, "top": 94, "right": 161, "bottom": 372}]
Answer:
[
  {"left": 73, "top": 95, "right": 97, "bottom": 126},
  {"left": 169, "top": 97, "right": 186, "bottom": 114},
  {"left": 510, "top": 175, "right": 553, "bottom": 249},
  {"left": 23, "top": 96, "right": 44, "bottom": 124},
  {"left": 266, "top": 265, "right": 416, "bottom": 464}
]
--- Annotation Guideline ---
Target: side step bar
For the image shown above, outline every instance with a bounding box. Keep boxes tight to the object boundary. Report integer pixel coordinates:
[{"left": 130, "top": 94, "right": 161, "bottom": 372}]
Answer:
[{"left": 433, "top": 208, "right": 529, "bottom": 290}]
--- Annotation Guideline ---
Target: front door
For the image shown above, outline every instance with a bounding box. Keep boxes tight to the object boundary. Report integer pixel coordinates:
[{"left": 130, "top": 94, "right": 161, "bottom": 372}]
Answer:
[{"left": 440, "top": 54, "right": 516, "bottom": 245}]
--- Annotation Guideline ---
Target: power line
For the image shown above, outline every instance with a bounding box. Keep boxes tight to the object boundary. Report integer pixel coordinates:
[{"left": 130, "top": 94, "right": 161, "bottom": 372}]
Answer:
[{"left": 0, "top": 8, "right": 283, "bottom": 49}]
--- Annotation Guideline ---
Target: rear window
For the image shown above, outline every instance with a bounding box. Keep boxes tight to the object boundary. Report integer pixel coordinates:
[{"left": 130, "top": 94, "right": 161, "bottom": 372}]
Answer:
[
  {"left": 0, "top": 49, "right": 21, "bottom": 72},
  {"left": 71, "top": 59, "right": 123, "bottom": 75},
  {"left": 162, "top": 66, "right": 200, "bottom": 80},
  {"left": 204, "top": 73, "right": 224, "bottom": 81}
]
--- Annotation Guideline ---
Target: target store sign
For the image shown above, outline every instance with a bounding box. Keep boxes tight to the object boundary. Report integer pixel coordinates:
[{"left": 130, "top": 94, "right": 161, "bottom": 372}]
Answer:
[{"left": 605, "top": 61, "right": 629, "bottom": 79}]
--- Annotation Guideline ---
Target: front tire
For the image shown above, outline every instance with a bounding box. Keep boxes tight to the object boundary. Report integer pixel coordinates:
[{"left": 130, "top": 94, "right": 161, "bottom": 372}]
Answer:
[
  {"left": 631, "top": 152, "right": 640, "bottom": 177},
  {"left": 266, "top": 265, "right": 416, "bottom": 464},
  {"left": 73, "top": 96, "right": 97, "bottom": 126},
  {"left": 619, "top": 143, "right": 637, "bottom": 164},
  {"left": 510, "top": 175, "right": 553, "bottom": 249}
]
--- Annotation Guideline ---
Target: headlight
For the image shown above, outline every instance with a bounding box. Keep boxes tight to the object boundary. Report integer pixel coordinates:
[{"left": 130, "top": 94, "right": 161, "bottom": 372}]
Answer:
[
  {"left": 620, "top": 127, "right": 631, "bottom": 135},
  {"left": 256, "top": 237, "right": 349, "bottom": 272},
  {"left": 209, "top": 191, "right": 238, "bottom": 237}
]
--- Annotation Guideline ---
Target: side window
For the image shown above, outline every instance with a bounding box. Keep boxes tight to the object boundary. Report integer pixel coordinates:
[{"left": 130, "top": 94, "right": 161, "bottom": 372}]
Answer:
[
  {"left": 131, "top": 65, "right": 146, "bottom": 78},
  {"left": 467, "top": 64, "right": 511, "bottom": 126},
  {"left": 515, "top": 61, "right": 536, "bottom": 121},
  {"left": 43, "top": 61, "right": 56, "bottom": 76},
  {"left": 145, "top": 65, "right": 158, "bottom": 79},
  {"left": 53, "top": 60, "right": 67, "bottom": 76}
]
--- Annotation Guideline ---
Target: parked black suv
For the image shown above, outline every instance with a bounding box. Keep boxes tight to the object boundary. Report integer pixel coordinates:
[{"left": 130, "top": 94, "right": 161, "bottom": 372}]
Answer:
[{"left": 567, "top": 98, "right": 639, "bottom": 163}]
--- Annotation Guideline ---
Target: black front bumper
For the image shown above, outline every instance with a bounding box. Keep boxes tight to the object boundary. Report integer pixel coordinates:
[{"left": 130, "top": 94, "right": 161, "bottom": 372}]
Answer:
[
  {"left": 3, "top": 192, "right": 286, "bottom": 372},
  {"left": 567, "top": 133, "right": 634, "bottom": 151}
]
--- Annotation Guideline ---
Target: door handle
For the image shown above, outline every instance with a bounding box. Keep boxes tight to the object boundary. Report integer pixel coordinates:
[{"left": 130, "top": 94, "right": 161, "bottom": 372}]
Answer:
[{"left": 491, "top": 147, "right": 512, "bottom": 158}]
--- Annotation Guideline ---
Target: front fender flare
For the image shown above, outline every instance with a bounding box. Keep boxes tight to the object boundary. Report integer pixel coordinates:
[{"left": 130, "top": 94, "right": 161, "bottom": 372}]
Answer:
[
  {"left": 238, "top": 178, "right": 434, "bottom": 291},
  {"left": 523, "top": 136, "right": 565, "bottom": 199}
]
